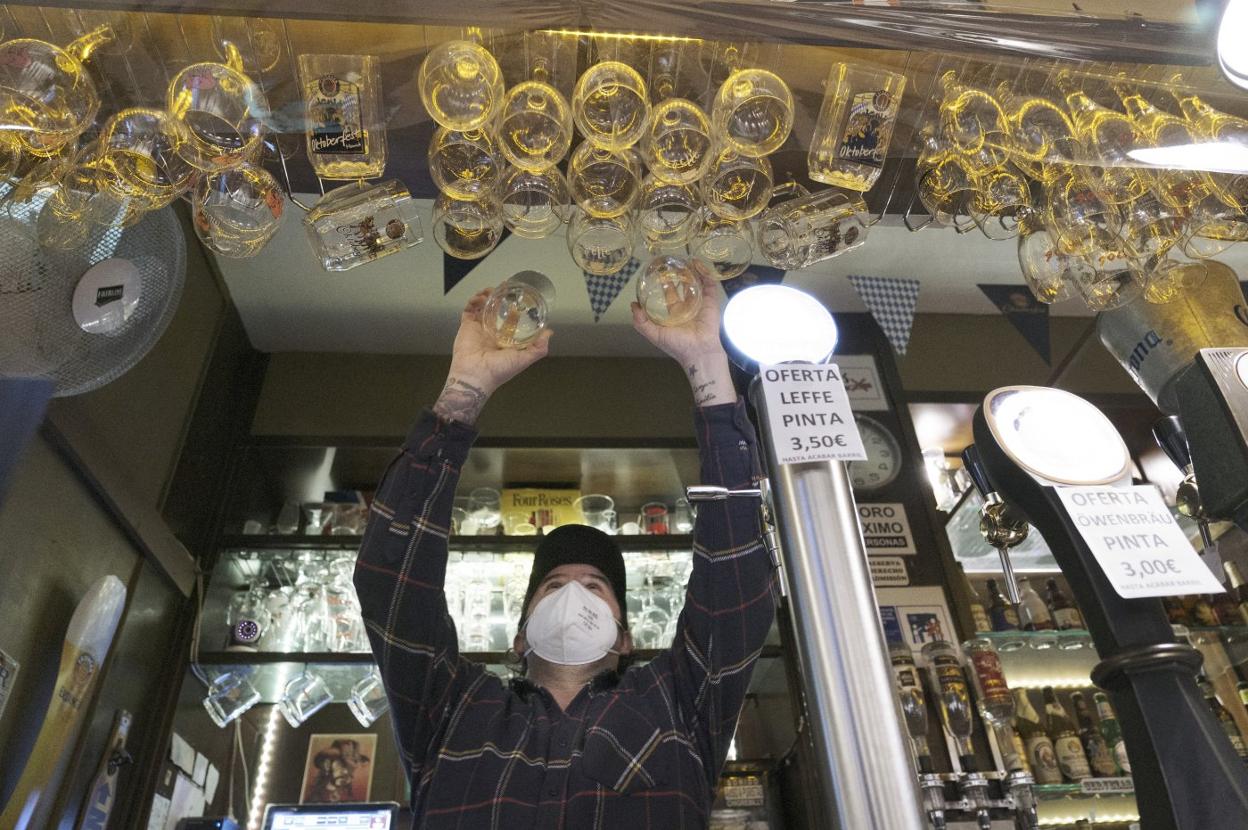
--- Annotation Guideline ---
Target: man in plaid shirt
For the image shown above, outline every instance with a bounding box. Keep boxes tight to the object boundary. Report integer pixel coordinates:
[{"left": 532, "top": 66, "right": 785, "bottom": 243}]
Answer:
[{"left": 355, "top": 268, "right": 777, "bottom": 829}]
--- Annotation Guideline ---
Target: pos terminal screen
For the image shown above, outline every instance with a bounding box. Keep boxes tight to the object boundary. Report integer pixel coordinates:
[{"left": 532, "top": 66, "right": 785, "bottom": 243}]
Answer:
[{"left": 263, "top": 804, "right": 395, "bottom": 829}]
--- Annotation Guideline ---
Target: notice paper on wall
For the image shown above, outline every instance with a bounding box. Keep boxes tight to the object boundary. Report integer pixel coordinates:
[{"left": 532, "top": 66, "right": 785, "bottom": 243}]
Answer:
[
  {"left": 1056, "top": 485, "right": 1224, "bottom": 599},
  {"left": 759, "top": 363, "right": 866, "bottom": 466}
]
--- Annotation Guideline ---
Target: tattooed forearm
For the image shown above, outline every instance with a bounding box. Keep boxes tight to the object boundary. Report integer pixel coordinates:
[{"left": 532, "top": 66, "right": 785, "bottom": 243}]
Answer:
[
  {"left": 692, "top": 380, "right": 718, "bottom": 406},
  {"left": 433, "top": 376, "right": 490, "bottom": 425}
]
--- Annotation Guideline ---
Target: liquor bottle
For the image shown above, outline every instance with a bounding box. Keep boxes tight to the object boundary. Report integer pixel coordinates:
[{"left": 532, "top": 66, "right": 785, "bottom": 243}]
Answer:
[
  {"left": 1223, "top": 562, "right": 1248, "bottom": 625},
  {"left": 889, "top": 643, "right": 933, "bottom": 773},
  {"left": 963, "top": 637, "right": 1022, "bottom": 771},
  {"left": 1014, "top": 688, "right": 1062, "bottom": 784},
  {"left": 959, "top": 563, "right": 992, "bottom": 633},
  {"left": 1093, "top": 692, "right": 1130, "bottom": 775},
  {"left": 1045, "top": 578, "right": 1084, "bottom": 630},
  {"left": 1191, "top": 595, "right": 1220, "bottom": 628},
  {"left": 1200, "top": 676, "right": 1248, "bottom": 763},
  {"left": 1072, "top": 692, "right": 1118, "bottom": 777},
  {"left": 1043, "top": 686, "right": 1092, "bottom": 781},
  {"left": 921, "top": 640, "right": 977, "bottom": 770},
  {"left": 986, "top": 578, "right": 1020, "bottom": 631},
  {"left": 1210, "top": 587, "right": 1242, "bottom": 627},
  {"left": 1017, "top": 577, "right": 1055, "bottom": 631},
  {"left": 1162, "top": 596, "right": 1192, "bottom": 626}
]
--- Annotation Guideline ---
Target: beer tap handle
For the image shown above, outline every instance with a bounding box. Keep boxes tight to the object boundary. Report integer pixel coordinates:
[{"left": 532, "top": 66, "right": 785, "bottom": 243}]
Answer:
[
  {"left": 961, "top": 445, "right": 995, "bottom": 500},
  {"left": 685, "top": 484, "right": 763, "bottom": 501},
  {"left": 1153, "top": 416, "right": 1194, "bottom": 475}
]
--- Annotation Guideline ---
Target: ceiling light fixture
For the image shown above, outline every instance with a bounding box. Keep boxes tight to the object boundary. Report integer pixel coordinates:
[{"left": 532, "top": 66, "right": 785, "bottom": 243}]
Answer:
[
  {"left": 1218, "top": 0, "right": 1248, "bottom": 90},
  {"left": 722, "top": 284, "right": 838, "bottom": 369}
]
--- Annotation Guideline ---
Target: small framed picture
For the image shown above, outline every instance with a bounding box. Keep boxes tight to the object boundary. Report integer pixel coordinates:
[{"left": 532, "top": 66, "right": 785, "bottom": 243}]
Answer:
[{"left": 300, "top": 734, "right": 377, "bottom": 804}]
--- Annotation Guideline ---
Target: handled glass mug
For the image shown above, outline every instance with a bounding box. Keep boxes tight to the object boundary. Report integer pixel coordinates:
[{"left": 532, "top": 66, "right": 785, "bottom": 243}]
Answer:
[{"left": 756, "top": 183, "right": 869, "bottom": 269}]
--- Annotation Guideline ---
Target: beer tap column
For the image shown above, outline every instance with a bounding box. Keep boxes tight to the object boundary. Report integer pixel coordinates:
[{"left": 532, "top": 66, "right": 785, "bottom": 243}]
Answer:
[{"left": 962, "top": 446, "right": 1029, "bottom": 605}]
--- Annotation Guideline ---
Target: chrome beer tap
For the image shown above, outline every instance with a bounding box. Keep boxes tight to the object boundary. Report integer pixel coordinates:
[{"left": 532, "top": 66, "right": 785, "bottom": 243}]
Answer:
[{"left": 962, "top": 445, "right": 1029, "bottom": 604}]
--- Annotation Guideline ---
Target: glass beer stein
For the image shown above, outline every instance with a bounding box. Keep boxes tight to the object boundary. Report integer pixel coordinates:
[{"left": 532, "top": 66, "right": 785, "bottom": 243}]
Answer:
[
  {"left": 0, "top": 26, "right": 112, "bottom": 157},
  {"left": 304, "top": 179, "right": 423, "bottom": 271},
  {"left": 500, "top": 165, "right": 569, "bottom": 239},
  {"left": 193, "top": 163, "right": 285, "bottom": 258},
  {"left": 299, "top": 54, "right": 386, "bottom": 180},
  {"left": 211, "top": 15, "right": 283, "bottom": 74},
  {"left": 1042, "top": 168, "right": 1122, "bottom": 258},
  {"left": 713, "top": 67, "right": 793, "bottom": 157},
  {"left": 432, "top": 190, "right": 504, "bottom": 260},
  {"left": 808, "top": 62, "right": 906, "bottom": 191},
  {"left": 641, "top": 97, "right": 713, "bottom": 186},
  {"left": 1113, "top": 80, "right": 1211, "bottom": 212},
  {"left": 167, "top": 43, "right": 268, "bottom": 172},
  {"left": 704, "top": 148, "right": 773, "bottom": 221},
  {"left": 428, "top": 126, "right": 503, "bottom": 198},
  {"left": 95, "top": 107, "right": 196, "bottom": 214},
  {"left": 569, "top": 142, "right": 642, "bottom": 219},
  {"left": 1072, "top": 241, "right": 1145, "bottom": 310},
  {"left": 1180, "top": 194, "right": 1248, "bottom": 259},
  {"left": 481, "top": 270, "right": 556, "bottom": 349},
  {"left": 968, "top": 168, "right": 1031, "bottom": 241},
  {"left": 687, "top": 209, "right": 752, "bottom": 280},
  {"left": 1016, "top": 211, "right": 1082, "bottom": 304},
  {"left": 573, "top": 61, "right": 650, "bottom": 151},
  {"left": 37, "top": 143, "right": 136, "bottom": 249},
  {"left": 937, "top": 71, "right": 1010, "bottom": 163},
  {"left": 997, "top": 83, "right": 1078, "bottom": 178},
  {"left": 757, "top": 183, "right": 869, "bottom": 269},
  {"left": 567, "top": 209, "right": 635, "bottom": 275},
  {"left": 636, "top": 254, "right": 704, "bottom": 326},
  {"left": 1054, "top": 72, "right": 1149, "bottom": 206},
  {"left": 498, "top": 75, "right": 573, "bottom": 172},
  {"left": 638, "top": 174, "right": 700, "bottom": 251},
  {"left": 1116, "top": 193, "right": 1182, "bottom": 262},
  {"left": 419, "top": 38, "right": 505, "bottom": 132},
  {"left": 1140, "top": 257, "right": 1209, "bottom": 305}
]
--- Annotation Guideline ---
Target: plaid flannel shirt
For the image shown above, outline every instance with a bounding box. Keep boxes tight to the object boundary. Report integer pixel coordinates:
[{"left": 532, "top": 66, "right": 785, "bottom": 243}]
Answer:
[{"left": 354, "top": 399, "right": 776, "bottom": 830}]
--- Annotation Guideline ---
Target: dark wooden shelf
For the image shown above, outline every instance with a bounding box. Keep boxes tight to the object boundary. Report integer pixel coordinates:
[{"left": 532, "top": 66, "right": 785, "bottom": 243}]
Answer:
[{"left": 219, "top": 533, "right": 697, "bottom": 553}]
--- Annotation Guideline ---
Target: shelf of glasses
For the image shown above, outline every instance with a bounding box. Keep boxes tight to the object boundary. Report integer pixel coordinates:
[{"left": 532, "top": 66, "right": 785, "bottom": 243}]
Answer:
[
  {"left": 220, "top": 533, "right": 696, "bottom": 553},
  {"left": 975, "top": 630, "right": 1100, "bottom": 689}
]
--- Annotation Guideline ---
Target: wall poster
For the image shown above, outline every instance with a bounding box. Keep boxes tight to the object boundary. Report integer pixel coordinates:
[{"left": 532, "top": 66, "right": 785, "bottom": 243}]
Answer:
[{"left": 300, "top": 734, "right": 377, "bottom": 804}]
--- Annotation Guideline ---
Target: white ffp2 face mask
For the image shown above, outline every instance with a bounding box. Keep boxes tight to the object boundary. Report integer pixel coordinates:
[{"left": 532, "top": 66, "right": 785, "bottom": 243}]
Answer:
[{"left": 524, "top": 579, "right": 621, "bottom": 666}]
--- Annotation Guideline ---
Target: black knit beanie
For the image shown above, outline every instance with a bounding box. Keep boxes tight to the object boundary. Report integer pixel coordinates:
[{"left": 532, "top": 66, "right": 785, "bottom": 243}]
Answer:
[{"left": 521, "top": 524, "right": 629, "bottom": 630}]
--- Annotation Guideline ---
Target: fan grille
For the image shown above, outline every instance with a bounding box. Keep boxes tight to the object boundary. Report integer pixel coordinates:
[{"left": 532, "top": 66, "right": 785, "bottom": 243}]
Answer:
[{"left": 0, "top": 202, "right": 187, "bottom": 396}]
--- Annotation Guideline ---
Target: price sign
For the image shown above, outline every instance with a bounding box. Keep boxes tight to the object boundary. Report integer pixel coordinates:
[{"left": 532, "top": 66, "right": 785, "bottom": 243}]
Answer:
[
  {"left": 1080, "top": 777, "right": 1134, "bottom": 795},
  {"left": 760, "top": 363, "right": 866, "bottom": 466},
  {"left": 1056, "top": 485, "right": 1224, "bottom": 599}
]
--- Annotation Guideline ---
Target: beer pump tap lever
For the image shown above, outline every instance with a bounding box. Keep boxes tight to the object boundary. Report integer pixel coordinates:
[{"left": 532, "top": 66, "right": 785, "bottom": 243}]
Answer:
[
  {"left": 962, "top": 445, "right": 1028, "bottom": 604},
  {"left": 1153, "top": 416, "right": 1216, "bottom": 552}
]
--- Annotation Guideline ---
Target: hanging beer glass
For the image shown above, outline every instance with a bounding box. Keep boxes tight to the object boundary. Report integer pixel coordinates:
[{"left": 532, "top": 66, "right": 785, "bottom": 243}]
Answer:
[
  {"left": 638, "top": 174, "right": 700, "bottom": 251},
  {"left": 167, "top": 44, "right": 269, "bottom": 172},
  {"left": 95, "top": 108, "right": 196, "bottom": 214},
  {"left": 968, "top": 168, "right": 1031, "bottom": 241},
  {"left": 428, "top": 126, "right": 503, "bottom": 198},
  {"left": 1180, "top": 194, "right": 1248, "bottom": 259},
  {"left": 937, "top": 71, "right": 1010, "bottom": 167},
  {"left": 304, "top": 179, "right": 423, "bottom": 271},
  {"left": 481, "top": 270, "right": 556, "bottom": 349},
  {"left": 1117, "top": 193, "right": 1182, "bottom": 262},
  {"left": 569, "top": 142, "right": 642, "bottom": 219},
  {"left": 1016, "top": 210, "right": 1083, "bottom": 304},
  {"left": 1043, "top": 167, "right": 1122, "bottom": 258},
  {"left": 808, "top": 62, "right": 906, "bottom": 192},
  {"left": 713, "top": 67, "right": 793, "bottom": 157},
  {"left": 0, "top": 26, "right": 112, "bottom": 157},
  {"left": 1112, "top": 80, "right": 1211, "bottom": 212},
  {"left": 567, "top": 209, "right": 635, "bottom": 275},
  {"left": 996, "top": 82, "right": 1078, "bottom": 179},
  {"left": 193, "top": 163, "right": 285, "bottom": 258},
  {"left": 911, "top": 129, "right": 975, "bottom": 231},
  {"left": 1071, "top": 240, "right": 1145, "bottom": 310},
  {"left": 636, "top": 254, "right": 704, "bottom": 326},
  {"left": 571, "top": 60, "right": 649, "bottom": 152},
  {"left": 687, "top": 209, "right": 753, "bottom": 280},
  {"left": 37, "top": 143, "right": 135, "bottom": 249},
  {"left": 704, "top": 148, "right": 772, "bottom": 221},
  {"left": 757, "top": 183, "right": 869, "bottom": 268},
  {"left": 642, "top": 97, "right": 713, "bottom": 186},
  {"left": 211, "top": 15, "right": 283, "bottom": 75},
  {"left": 432, "top": 190, "right": 504, "bottom": 260},
  {"left": 499, "top": 63, "right": 572, "bottom": 173},
  {"left": 299, "top": 54, "right": 386, "bottom": 180},
  {"left": 499, "top": 165, "right": 569, "bottom": 239},
  {"left": 1054, "top": 71, "right": 1149, "bottom": 206},
  {"left": 419, "top": 38, "right": 504, "bottom": 132},
  {"left": 1172, "top": 86, "right": 1248, "bottom": 216},
  {"left": 1140, "top": 256, "right": 1210, "bottom": 305}
]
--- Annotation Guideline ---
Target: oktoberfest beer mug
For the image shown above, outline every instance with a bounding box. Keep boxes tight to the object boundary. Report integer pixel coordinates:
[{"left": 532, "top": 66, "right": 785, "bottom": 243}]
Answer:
[
  {"left": 304, "top": 179, "right": 423, "bottom": 271},
  {"left": 481, "top": 270, "right": 556, "bottom": 349},
  {"left": 193, "top": 163, "right": 285, "bottom": 258},
  {"left": 299, "top": 54, "right": 386, "bottom": 180},
  {"left": 757, "top": 183, "right": 869, "bottom": 268},
  {"left": 167, "top": 43, "right": 269, "bottom": 172},
  {"left": 808, "top": 62, "right": 906, "bottom": 192},
  {"left": 0, "top": 26, "right": 112, "bottom": 157}
]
